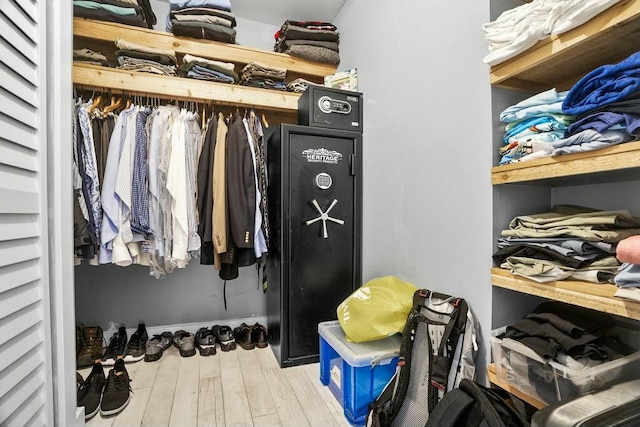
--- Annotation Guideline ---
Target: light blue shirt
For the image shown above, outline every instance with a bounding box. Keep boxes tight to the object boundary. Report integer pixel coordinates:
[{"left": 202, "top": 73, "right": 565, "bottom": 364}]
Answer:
[{"left": 99, "top": 106, "right": 135, "bottom": 264}]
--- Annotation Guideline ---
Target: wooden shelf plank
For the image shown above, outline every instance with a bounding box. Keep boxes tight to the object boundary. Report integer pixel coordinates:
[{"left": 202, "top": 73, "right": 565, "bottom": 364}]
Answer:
[
  {"left": 73, "top": 18, "right": 337, "bottom": 80},
  {"left": 491, "top": 140, "right": 640, "bottom": 185},
  {"left": 488, "top": 364, "right": 546, "bottom": 409},
  {"left": 490, "top": 0, "right": 640, "bottom": 92},
  {"left": 72, "top": 62, "right": 300, "bottom": 112},
  {"left": 491, "top": 268, "right": 640, "bottom": 321}
]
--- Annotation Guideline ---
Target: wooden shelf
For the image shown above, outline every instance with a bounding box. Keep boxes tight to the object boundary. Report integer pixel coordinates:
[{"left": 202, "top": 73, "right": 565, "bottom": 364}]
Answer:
[
  {"left": 491, "top": 268, "right": 640, "bottom": 321},
  {"left": 73, "top": 17, "right": 337, "bottom": 80},
  {"left": 73, "top": 62, "right": 301, "bottom": 113},
  {"left": 491, "top": 140, "right": 640, "bottom": 185},
  {"left": 490, "top": 0, "right": 640, "bottom": 92},
  {"left": 488, "top": 363, "right": 546, "bottom": 409}
]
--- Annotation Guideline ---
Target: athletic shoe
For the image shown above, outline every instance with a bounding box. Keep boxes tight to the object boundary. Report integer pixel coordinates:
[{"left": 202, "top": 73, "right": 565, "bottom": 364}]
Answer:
[
  {"left": 212, "top": 325, "right": 236, "bottom": 351},
  {"left": 77, "top": 361, "right": 105, "bottom": 420},
  {"left": 195, "top": 327, "right": 216, "bottom": 356},
  {"left": 124, "top": 322, "right": 148, "bottom": 363},
  {"left": 100, "top": 359, "right": 131, "bottom": 416},
  {"left": 102, "top": 326, "right": 127, "bottom": 366}
]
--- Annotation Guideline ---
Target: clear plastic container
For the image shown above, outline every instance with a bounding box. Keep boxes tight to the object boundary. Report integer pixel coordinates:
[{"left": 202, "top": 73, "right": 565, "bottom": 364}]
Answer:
[{"left": 490, "top": 326, "right": 640, "bottom": 404}]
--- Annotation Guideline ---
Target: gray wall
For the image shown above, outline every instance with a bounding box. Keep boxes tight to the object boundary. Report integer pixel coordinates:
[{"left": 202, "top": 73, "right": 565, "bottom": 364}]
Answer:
[{"left": 333, "top": 0, "right": 494, "bottom": 374}]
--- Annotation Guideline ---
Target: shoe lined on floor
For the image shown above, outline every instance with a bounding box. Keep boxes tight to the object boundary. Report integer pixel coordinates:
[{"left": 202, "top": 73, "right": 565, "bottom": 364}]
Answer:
[
  {"left": 174, "top": 330, "right": 196, "bottom": 357},
  {"left": 124, "top": 322, "right": 148, "bottom": 363},
  {"left": 251, "top": 323, "right": 269, "bottom": 348},
  {"left": 212, "top": 325, "right": 236, "bottom": 351},
  {"left": 195, "top": 327, "right": 216, "bottom": 356},
  {"left": 233, "top": 323, "right": 255, "bottom": 350},
  {"left": 77, "top": 326, "right": 104, "bottom": 368},
  {"left": 100, "top": 358, "right": 132, "bottom": 416},
  {"left": 144, "top": 331, "right": 173, "bottom": 362},
  {"left": 77, "top": 361, "right": 105, "bottom": 420},
  {"left": 102, "top": 325, "right": 127, "bottom": 366}
]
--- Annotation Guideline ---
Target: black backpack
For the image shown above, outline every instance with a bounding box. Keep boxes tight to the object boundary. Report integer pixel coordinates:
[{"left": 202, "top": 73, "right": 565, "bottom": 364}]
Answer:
[
  {"left": 425, "top": 379, "right": 529, "bottom": 427},
  {"left": 367, "top": 289, "right": 479, "bottom": 427}
]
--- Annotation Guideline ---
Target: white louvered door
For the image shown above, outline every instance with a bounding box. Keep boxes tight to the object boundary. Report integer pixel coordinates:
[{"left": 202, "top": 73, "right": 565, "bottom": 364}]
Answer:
[{"left": 0, "top": 0, "right": 54, "bottom": 426}]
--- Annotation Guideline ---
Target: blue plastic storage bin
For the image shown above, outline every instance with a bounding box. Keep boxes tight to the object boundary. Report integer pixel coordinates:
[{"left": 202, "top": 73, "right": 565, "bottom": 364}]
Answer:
[{"left": 318, "top": 321, "right": 401, "bottom": 426}]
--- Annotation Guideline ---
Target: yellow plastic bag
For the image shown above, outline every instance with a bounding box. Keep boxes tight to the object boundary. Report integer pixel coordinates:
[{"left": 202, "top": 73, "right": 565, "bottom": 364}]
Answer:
[{"left": 337, "top": 276, "right": 418, "bottom": 343}]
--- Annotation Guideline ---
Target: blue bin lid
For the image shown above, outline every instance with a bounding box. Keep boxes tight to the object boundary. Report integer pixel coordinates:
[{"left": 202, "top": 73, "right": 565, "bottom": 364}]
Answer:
[{"left": 318, "top": 320, "right": 401, "bottom": 367}]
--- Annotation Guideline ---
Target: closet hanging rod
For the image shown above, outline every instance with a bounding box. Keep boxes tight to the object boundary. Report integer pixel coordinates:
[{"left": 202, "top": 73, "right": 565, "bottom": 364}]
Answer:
[{"left": 72, "top": 63, "right": 300, "bottom": 113}]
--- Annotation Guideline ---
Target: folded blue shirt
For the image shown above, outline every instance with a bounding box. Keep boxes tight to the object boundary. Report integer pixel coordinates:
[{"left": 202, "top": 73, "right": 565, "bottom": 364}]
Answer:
[
  {"left": 563, "top": 51, "right": 640, "bottom": 115},
  {"left": 565, "top": 111, "right": 640, "bottom": 137}
]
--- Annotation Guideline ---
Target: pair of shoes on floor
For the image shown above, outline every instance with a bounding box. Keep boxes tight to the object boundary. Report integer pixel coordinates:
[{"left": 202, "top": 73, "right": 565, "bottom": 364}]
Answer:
[
  {"left": 212, "top": 325, "right": 236, "bottom": 351},
  {"left": 102, "top": 322, "right": 149, "bottom": 365},
  {"left": 195, "top": 328, "right": 216, "bottom": 356},
  {"left": 144, "top": 331, "right": 173, "bottom": 362},
  {"left": 77, "top": 326, "right": 104, "bottom": 369},
  {"left": 77, "top": 359, "right": 131, "bottom": 420},
  {"left": 233, "top": 323, "right": 269, "bottom": 350},
  {"left": 173, "top": 330, "right": 196, "bottom": 357}
]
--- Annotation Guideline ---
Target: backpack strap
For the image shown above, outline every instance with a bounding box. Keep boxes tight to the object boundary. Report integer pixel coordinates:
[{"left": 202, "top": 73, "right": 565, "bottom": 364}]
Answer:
[
  {"left": 367, "top": 291, "right": 429, "bottom": 427},
  {"left": 424, "top": 387, "right": 475, "bottom": 427},
  {"left": 389, "top": 300, "right": 428, "bottom": 420}
]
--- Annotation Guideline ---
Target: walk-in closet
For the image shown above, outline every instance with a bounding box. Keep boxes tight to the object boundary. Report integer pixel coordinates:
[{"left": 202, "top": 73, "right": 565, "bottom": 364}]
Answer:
[{"left": 6, "top": 0, "right": 640, "bottom": 426}]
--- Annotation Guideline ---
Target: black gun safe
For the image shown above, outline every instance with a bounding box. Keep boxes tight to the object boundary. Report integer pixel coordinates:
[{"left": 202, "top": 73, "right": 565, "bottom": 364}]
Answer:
[{"left": 267, "top": 124, "right": 362, "bottom": 367}]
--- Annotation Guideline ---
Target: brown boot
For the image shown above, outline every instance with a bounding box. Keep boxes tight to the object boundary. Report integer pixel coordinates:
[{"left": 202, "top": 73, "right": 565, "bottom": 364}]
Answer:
[
  {"left": 77, "top": 326, "right": 103, "bottom": 368},
  {"left": 76, "top": 324, "right": 85, "bottom": 357}
]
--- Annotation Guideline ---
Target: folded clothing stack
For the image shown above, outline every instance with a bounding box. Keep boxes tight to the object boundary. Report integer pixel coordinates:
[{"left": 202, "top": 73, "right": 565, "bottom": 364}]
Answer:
[
  {"left": 483, "top": 0, "right": 620, "bottom": 66},
  {"left": 498, "top": 88, "right": 575, "bottom": 164},
  {"left": 168, "top": 0, "right": 237, "bottom": 44},
  {"left": 179, "top": 53, "right": 237, "bottom": 83},
  {"left": 115, "top": 38, "right": 177, "bottom": 76},
  {"left": 74, "top": 0, "right": 156, "bottom": 29},
  {"left": 73, "top": 48, "right": 117, "bottom": 68},
  {"left": 274, "top": 20, "right": 340, "bottom": 65},
  {"left": 239, "top": 62, "right": 288, "bottom": 91}
]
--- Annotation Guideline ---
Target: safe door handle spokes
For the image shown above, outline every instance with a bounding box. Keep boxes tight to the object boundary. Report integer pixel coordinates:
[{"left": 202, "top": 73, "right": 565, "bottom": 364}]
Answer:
[{"left": 305, "top": 199, "right": 344, "bottom": 238}]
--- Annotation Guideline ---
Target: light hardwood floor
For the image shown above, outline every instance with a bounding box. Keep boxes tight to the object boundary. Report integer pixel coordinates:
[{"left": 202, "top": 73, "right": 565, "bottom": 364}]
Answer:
[{"left": 78, "top": 346, "right": 352, "bottom": 427}]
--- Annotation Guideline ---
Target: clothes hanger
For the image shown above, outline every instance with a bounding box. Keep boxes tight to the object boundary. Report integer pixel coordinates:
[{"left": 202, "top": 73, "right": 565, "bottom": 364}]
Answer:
[
  {"left": 86, "top": 94, "right": 103, "bottom": 114},
  {"left": 261, "top": 113, "right": 269, "bottom": 128}
]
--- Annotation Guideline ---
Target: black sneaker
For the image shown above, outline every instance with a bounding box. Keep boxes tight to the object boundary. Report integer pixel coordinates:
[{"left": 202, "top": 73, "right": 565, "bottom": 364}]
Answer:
[
  {"left": 100, "top": 358, "right": 132, "bottom": 416},
  {"left": 124, "top": 322, "right": 148, "bottom": 363},
  {"left": 77, "top": 361, "right": 105, "bottom": 420},
  {"left": 195, "top": 328, "right": 216, "bottom": 356},
  {"left": 102, "top": 326, "right": 127, "bottom": 366},
  {"left": 212, "top": 325, "right": 236, "bottom": 351}
]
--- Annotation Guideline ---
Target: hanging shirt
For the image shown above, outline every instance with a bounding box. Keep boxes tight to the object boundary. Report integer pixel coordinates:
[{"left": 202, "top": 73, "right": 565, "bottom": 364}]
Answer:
[
  {"left": 184, "top": 111, "right": 202, "bottom": 255},
  {"left": 77, "top": 99, "right": 103, "bottom": 246},
  {"left": 99, "top": 105, "right": 136, "bottom": 264},
  {"left": 167, "top": 109, "right": 189, "bottom": 267},
  {"left": 243, "top": 117, "right": 267, "bottom": 258},
  {"left": 112, "top": 106, "right": 140, "bottom": 266}
]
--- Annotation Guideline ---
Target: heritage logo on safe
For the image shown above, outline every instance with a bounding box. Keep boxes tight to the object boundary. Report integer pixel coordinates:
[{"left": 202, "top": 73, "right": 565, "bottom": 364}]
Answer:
[{"left": 302, "top": 148, "right": 343, "bottom": 164}]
